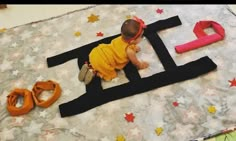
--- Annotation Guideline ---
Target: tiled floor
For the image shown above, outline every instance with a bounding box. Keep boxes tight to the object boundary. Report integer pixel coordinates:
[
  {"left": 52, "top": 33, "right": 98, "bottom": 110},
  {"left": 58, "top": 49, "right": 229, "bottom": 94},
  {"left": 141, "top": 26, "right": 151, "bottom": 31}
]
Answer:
[{"left": 0, "top": 4, "right": 94, "bottom": 28}]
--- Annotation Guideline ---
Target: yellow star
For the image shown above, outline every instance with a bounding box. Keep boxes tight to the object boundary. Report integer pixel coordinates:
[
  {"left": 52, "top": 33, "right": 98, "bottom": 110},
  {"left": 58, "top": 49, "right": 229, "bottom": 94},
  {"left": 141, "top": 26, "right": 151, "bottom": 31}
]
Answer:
[
  {"left": 0, "top": 28, "right": 7, "bottom": 33},
  {"left": 87, "top": 14, "right": 99, "bottom": 23},
  {"left": 116, "top": 135, "right": 125, "bottom": 141},
  {"left": 74, "top": 31, "right": 81, "bottom": 37},
  {"left": 208, "top": 106, "right": 216, "bottom": 114},
  {"left": 126, "top": 15, "right": 132, "bottom": 20},
  {"left": 155, "top": 127, "right": 164, "bottom": 136}
]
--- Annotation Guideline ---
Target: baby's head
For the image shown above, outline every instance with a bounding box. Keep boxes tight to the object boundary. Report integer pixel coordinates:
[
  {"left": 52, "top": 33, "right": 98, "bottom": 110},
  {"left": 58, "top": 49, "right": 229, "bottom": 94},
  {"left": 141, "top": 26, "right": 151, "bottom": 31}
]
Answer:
[{"left": 121, "top": 17, "right": 146, "bottom": 44}]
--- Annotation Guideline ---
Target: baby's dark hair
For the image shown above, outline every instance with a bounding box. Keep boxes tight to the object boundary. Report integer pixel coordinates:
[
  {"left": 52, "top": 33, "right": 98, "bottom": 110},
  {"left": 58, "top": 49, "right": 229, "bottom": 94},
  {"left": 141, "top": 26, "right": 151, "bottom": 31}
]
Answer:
[{"left": 121, "top": 19, "right": 141, "bottom": 41}]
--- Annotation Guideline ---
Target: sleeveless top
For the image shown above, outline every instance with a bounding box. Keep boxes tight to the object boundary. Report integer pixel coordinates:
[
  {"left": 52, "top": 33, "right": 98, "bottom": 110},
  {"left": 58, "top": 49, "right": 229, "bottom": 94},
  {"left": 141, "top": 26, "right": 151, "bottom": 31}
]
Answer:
[{"left": 89, "top": 36, "right": 137, "bottom": 81}]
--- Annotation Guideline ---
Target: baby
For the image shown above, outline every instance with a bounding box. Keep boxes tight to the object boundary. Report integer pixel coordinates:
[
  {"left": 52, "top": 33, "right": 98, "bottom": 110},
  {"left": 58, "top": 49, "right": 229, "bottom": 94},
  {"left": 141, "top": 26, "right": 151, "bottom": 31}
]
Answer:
[{"left": 79, "top": 16, "right": 149, "bottom": 85}]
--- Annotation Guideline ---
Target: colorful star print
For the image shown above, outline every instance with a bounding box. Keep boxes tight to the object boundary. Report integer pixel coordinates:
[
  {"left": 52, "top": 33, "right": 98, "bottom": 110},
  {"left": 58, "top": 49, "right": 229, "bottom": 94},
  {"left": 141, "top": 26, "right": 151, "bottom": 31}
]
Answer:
[
  {"left": 156, "top": 8, "right": 164, "bottom": 14},
  {"left": 172, "top": 101, "right": 179, "bottom": 107},
  {"left": 228, "top": 78, "right": 236, "bottom": 87},
  {"left": 87, "top": 14, "right": 99, "bottom": 23},
  {"left": 124, "top": 112, "right": 135, "bottom": 122},
  {"left": 96, "top": 32, "right": 104, "bottom": 37},
  {"left": 126, "top": 15, "right": 132, "bottom": 19},
  {"left": 116, "top": 135, "right": 125, "bottom": 141},
  {"left": 0, "top": 28, "right": 6, "bottom": 33},
  {"left": 155, "top": 127, "right": 164, "bottom": 136},
  {"left": 74, "top": 31, "right": 81, "bottom": 37},
  {"left": 208, "top": 106, "right": 216, "bottom": 114}
]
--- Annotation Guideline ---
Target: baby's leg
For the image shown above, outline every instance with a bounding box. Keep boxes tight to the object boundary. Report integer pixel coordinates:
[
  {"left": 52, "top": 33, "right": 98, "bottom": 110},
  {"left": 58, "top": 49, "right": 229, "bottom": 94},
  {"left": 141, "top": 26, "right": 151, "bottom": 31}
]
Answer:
[{"left": 82, "top": 61, "right": 103, "bottom": 93}]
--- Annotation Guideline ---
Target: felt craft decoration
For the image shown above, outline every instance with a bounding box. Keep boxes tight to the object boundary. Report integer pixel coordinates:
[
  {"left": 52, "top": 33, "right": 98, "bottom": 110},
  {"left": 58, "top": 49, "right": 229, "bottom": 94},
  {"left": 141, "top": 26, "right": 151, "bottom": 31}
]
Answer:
[
  {"left": 46, "top": 16, "right": 217, "bottom": 118},
  {"left": 7, "top": 88, "right": 34, "bottom": 116},
  {"left": 175, "top": 21, "right": 225, "bottom": 53},
  {"left": 32, "top": 80, "right": 61, "bottom": 108},
  {"left": 7, "top": 80, "right": 61, "bottom": 116}
]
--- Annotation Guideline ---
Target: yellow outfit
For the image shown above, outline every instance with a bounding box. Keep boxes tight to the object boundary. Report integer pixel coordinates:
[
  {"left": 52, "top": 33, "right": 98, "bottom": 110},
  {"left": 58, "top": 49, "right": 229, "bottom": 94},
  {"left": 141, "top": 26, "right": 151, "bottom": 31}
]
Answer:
[{"left": 89, "top": 36, "right": 137, "bottom": 81}]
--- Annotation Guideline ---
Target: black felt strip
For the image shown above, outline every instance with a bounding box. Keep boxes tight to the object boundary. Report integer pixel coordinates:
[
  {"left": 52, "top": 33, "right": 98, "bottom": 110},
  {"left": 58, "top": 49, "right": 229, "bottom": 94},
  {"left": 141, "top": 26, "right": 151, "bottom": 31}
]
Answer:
[
  {"left": 47, "top": 16, "right": 181, "bottom": 70},
  {"left": 46, "top": 16, "right": 217, "bottom": 117},
  {"left": 144, "top": 16, "right": 181, "bottom": 70},
  {"left": 145, "top": 15, "right": 182, "bottom": 34},
  {"left": 59, "top": 56, "right": 217, "bottom": 117},
  {"left": 146, "top": 33, "right": 177, "bottom": 70},
  {"left": 47, "top": 34, "right": 120, "bottom": 69},
  {"left": 123, "top": 62, "right": 141, "bottom": 81}
]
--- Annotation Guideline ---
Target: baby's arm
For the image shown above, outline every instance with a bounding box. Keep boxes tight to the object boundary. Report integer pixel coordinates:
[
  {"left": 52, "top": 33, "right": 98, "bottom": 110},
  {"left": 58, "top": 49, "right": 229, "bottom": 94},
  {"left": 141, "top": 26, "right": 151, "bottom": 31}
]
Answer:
[{"left": 126, "top": 47, "right": 149, "bottom": 69}]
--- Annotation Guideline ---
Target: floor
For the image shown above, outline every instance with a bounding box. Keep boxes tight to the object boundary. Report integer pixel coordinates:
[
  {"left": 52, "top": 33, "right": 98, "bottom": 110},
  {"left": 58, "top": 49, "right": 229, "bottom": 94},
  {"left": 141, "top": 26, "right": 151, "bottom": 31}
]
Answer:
[{"left": 0, "top": 4, "right": 94, "bottom": 29}]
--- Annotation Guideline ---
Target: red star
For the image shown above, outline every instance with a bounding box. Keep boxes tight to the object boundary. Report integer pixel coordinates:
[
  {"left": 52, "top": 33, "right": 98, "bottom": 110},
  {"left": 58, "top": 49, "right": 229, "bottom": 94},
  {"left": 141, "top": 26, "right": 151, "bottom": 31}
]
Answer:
[
  {"left": 172, "top": 101, "right": 179, "bottom": 107},
  {"left": 156, "top": 8, "right": 163, "bottom": 14},
  {"left": 124, "top": 113, "right": 135, "bottom": 122},
  {"left": 228, "top": 78, "right": 236, "bottom": 87},
  {"left": 96, "top": 32, "right": 104, "bottom": 37}
]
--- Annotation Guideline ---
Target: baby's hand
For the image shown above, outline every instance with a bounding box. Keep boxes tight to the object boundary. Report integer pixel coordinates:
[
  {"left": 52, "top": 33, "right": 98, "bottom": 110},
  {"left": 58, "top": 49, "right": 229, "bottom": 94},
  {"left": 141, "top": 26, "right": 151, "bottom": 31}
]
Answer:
[
  {"left": 136, "top": 46, "right": 141, "bottom": 52},
  {"left": 138, "top": 61, "right": 149, "bottom": 69}
]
